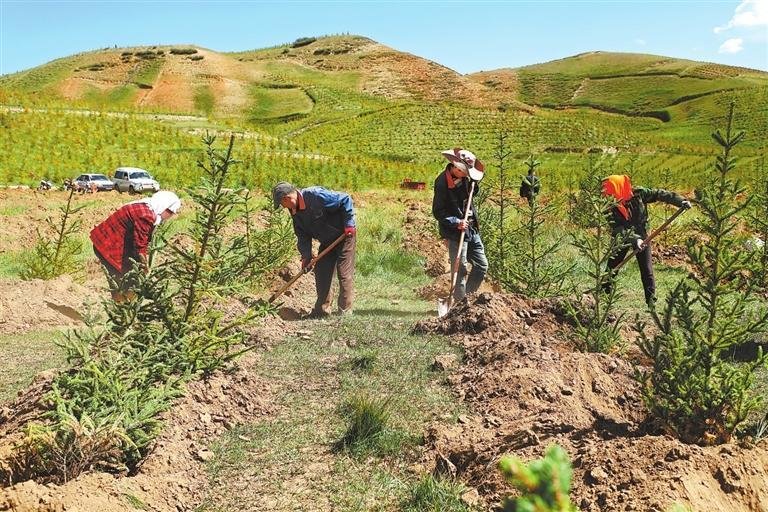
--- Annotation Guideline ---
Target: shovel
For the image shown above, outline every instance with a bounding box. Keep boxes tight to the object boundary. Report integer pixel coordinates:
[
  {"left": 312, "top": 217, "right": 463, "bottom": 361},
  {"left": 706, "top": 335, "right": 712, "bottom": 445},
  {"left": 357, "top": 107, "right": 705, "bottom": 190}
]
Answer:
[
  {"left": 437, "top": 180, "right": 477, "bottom": 317},
  {"left": 268, "top": 232, "right": 347, "bottom": 304},
  {"left": 613, "top": 206, "right": 687, "bottom": 272}
]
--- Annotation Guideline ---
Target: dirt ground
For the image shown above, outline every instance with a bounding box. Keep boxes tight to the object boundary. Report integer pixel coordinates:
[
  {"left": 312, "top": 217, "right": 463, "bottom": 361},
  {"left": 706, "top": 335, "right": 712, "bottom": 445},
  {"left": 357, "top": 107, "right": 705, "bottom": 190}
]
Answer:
[
  {"left": 0, "top": 268, "right": 299, "bottom": 512},
  {"left": 0, "top": 346, "right": 276, "bottom": 512},
  {"left": 414, "top": 292, "right": 768, "bottom": 512}
]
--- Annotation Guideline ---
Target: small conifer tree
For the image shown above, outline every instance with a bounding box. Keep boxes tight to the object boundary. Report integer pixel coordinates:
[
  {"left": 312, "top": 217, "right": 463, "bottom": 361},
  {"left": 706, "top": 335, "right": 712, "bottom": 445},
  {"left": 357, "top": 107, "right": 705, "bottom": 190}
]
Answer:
[
  {"left": 747, "top": 156, "right": 768, "bottom": 290},
  {"left": 635, "top": 104, "right": 768, "bottom": 444},
  {"left": 501, "top": 156, "right": 573, "bottom": 298},
  {"left": 21, "top": 189, "right": 83, "bottom": 280},
  {"left": 498, "top": 444, "right": 577, "bottom": 512},
  {"left": 566, "top": 159, "right": 625, "bottom": 352}
]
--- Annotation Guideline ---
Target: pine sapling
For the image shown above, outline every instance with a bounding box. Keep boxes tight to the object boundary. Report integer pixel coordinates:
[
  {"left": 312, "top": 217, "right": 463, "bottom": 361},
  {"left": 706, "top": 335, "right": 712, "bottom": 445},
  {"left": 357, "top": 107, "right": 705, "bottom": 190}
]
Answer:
[
  {"left": 498, "top": 444, "right": 577, "bottom": 512},
  {"left": 747, "top": 156, "right": 768, "bottom": 290},
  {"left": 566, "top": 160, "right": 625, "bottom": 352},
  {"left": 635, "top": 103, "right": 768, "bottom": 444},
  {"left": 501, "top": 155, "right": 573, "bottom": 298},
  {"left": 21, "top": 188, "right": 83, "bottom": 280}
]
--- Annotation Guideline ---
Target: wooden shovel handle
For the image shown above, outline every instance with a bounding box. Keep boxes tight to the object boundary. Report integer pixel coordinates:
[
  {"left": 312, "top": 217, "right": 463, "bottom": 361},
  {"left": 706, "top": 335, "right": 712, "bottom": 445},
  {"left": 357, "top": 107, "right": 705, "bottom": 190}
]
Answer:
[
  {"left": 613, "top": 206, "right": 687, "bottom": 272},
  {"left": 447, "top": 181, "right": 477, "bottom": 309},
  {"left": 269, "top": 232, "right": 348, "bottom": 303}
]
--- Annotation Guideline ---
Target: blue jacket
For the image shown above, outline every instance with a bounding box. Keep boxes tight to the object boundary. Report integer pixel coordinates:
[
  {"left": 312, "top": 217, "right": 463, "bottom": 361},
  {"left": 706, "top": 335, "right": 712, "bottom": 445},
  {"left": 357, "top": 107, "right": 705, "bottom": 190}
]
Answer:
[{"left": 292, "top": 187, "right": 355, "bottom": 260}]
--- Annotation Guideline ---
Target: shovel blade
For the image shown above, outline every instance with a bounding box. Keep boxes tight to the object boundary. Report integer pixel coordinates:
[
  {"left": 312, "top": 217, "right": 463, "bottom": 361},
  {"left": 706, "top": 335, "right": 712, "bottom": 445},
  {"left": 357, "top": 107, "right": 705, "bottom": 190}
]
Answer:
[{"left": 437, "top": 297, "right": 450, "bottom": 318}]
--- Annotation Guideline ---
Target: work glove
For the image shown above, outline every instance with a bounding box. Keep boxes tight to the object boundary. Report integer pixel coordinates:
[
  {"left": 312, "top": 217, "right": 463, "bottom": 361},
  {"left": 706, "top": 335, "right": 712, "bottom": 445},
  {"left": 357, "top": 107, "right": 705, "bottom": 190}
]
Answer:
[
  {"left": 634, "top": 239, "right": 646, "bottom": 252},
  {"left": 681, "top": 200, "right": 692, "bottom": 210},
  {"left": 344, "top": 226, "right": 357, "bottom": 237},
  {"left": 300, "top": 257, "right": 314, "bottom": 273}
]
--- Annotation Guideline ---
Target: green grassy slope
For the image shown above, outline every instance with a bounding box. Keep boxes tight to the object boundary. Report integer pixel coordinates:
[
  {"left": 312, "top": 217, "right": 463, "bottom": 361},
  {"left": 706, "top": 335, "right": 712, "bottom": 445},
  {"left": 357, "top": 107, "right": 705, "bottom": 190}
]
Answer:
[{"left": 507, "top": 52, "right": 767, "bottom": 123}]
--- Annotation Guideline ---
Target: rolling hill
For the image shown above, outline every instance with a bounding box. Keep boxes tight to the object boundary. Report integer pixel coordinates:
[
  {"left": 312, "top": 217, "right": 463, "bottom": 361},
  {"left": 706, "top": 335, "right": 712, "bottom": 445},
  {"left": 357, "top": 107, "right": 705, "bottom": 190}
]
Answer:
[{"left": 0, "top": 36, "right": 765, "bottom": 190}]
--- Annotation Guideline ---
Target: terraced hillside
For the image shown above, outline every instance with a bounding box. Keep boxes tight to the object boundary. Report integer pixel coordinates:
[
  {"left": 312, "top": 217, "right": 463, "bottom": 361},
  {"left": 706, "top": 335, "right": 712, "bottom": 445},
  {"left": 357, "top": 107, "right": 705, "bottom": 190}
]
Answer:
[
  {"left": 0, "top": 36, "right": 765, "bottom": 191},
  {"left": 469, "top": 51, "right": 768, "bottom": 124}
]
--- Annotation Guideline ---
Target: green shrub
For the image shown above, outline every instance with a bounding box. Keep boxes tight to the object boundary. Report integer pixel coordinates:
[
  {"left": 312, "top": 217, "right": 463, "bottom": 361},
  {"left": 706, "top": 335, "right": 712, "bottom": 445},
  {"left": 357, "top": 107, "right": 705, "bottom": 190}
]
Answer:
[
  {"left": 169, "top": 47, "right": 198, "bottom": 55},
  {"left": 291, "top": 37, "right": 317, "bottom": 48},
  {"left": 498, "top": 445, "right": 577, "bottom": 512}
]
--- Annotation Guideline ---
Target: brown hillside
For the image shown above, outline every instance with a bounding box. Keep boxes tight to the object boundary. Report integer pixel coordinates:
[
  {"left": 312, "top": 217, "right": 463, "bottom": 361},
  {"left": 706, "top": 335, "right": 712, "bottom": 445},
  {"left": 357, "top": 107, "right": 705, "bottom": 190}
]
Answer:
[
  {"left": 53, "top": 46, "right": 265, "bottom": 114},
  {"left": 241, "top": 35, "right": 531, "bottom": 109}
]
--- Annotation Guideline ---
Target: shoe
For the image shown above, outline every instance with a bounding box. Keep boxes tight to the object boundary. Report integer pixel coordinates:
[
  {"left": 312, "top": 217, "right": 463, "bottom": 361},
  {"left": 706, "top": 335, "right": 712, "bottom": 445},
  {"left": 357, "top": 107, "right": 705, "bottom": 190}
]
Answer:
[
  {"left": 304, "top": 309, "right": 330, "bottom": 320},
  {"left": 335, "top": 308, "right": 353, "bottom": 316}
]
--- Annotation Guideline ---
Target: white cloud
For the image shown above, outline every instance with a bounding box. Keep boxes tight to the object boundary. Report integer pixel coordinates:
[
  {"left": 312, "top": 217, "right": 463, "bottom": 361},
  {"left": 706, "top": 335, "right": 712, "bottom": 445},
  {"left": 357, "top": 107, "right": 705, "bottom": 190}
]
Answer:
[
  {"left": 714, "top": 0, "right": 768, "bottom": 33},
  {"left": 719, "top": 37, "right": 745, "bottom": 53},
  {"left": 634, "top": 38, "right": 646, "bottom": 46}
]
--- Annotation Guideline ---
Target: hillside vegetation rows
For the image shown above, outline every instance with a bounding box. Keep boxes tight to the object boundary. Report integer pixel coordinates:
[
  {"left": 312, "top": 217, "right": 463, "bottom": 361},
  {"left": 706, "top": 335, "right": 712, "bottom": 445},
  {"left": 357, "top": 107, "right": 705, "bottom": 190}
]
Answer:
[{"left": 0, "top": 35, "right": 766, "bottom": 194}]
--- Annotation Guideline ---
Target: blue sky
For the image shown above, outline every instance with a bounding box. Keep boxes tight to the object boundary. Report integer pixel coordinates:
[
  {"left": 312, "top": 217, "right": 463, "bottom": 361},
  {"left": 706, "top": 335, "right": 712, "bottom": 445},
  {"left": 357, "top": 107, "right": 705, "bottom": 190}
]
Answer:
[{"left": 1, "top": 1, "right": 766, "bottom": 75}]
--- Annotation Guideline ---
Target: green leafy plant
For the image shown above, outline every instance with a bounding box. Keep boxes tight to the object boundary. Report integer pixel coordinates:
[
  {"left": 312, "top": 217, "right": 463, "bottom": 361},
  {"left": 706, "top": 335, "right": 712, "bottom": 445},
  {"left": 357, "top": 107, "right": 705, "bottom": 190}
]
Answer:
[
  {"left": 21, "top": 188, "right": 83, "bottom": 280},
  {"left": 635, "top": 103, "right": 768, "bottom": 444},
  {"left": 498, "top": 444, "right": 577, "bottom": 512}
]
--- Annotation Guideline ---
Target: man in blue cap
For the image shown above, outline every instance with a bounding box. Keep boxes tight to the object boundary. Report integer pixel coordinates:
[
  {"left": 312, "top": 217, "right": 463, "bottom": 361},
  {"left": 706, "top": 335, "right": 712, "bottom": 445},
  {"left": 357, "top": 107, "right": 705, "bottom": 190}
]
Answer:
[{"left": 273, "top": 182, "right": 356, "bottom": 318}]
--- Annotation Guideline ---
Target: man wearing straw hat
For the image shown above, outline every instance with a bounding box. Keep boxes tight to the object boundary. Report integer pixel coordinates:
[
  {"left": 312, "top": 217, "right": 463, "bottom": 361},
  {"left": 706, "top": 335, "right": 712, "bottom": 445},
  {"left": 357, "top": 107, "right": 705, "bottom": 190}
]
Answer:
[{"left": 432, "top": 148, "right": 488, "bottom": 303}]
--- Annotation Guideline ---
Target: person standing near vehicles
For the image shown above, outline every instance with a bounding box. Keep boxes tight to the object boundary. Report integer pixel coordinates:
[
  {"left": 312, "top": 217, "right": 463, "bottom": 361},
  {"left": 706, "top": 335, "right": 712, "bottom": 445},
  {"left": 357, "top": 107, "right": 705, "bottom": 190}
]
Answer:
[
  {"left": 90, "top": 191, "right": 182, "bottom": 302},
  {"left": 601, "top": 174, "right": 691, "bottom": 307},
  {"left": 432, "top": 148, "right": 488, "bottom": 302},
  {"left": 273, "top": 182, "right": 357, "bottom": 318}
]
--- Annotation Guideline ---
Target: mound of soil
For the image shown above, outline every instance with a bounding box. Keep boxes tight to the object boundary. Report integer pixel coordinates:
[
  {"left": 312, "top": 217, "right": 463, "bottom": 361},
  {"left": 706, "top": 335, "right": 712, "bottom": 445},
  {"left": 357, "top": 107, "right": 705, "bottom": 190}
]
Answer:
[
  {"left": 0, "top": 350, "right": 276, "bottom": 512},
  {"left": 416, "top": 292, "right": 768, "bottom": 511},
  {"left": 402, "top": 200, "right": 447, "bottom": 278},
  {"left": 265, "top": 262, "right": 319, "bottom": 321},
  {"left": 0, "top": 276, "right": 95, "bottom": 334}
]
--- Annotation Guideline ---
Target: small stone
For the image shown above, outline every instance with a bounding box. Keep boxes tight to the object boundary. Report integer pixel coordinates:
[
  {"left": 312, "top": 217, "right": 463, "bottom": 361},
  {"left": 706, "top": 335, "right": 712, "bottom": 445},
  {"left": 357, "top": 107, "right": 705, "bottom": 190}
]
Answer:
[
  {"left": 630, "top": 468, "right": 647, "bottom": 483},
  {"left": 199, "top": 412, "right": 212, "bottom": 424},
  {"left": 196, "top": 449, "right": 215, "bottom": 462},
  {"left": 484, "top": 415, "right": 502, "bottom": 427},
  {"left": 458, "top": 414, "right": 471, "bottom": 424},
  {"left": 461, "top": 488, "right": 480, "bottom": 507},
  {"left": 432, "top": 354, "right": 459, "bottom": 371},
  {"left": 590, "top": 467, "right": 609, "bottom": 483},
  {"left": 561, "top": 386, "right": 574, "bottom": 396}
]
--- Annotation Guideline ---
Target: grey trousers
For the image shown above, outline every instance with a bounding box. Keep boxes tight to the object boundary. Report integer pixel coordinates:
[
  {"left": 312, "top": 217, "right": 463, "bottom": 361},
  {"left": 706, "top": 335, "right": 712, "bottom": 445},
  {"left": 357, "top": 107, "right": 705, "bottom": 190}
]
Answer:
[
  {"left": 446, "top": 231, "right": 488, "bottom": 301},
  {"left": 313, "top": 235, "right": 356, "bottom": 314}
]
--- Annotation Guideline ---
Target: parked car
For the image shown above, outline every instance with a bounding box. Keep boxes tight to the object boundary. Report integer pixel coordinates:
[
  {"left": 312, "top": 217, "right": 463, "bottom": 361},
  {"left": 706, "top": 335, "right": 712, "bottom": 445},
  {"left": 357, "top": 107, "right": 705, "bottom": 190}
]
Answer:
[
  {"left": 71, "top": 173, "right": 115, "bottom": 192},
  {"left": 113, "top": 167, "right": 160, "bottom": 194}
]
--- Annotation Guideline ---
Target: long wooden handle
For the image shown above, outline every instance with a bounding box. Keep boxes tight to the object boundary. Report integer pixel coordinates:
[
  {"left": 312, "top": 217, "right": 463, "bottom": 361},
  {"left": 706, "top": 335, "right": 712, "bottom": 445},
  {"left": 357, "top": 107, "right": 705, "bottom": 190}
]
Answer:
[
  {"left": 269, "top": 232, "right": 348, "bottom": 303},
  {"left": 447, "top": 181, "right": 477, "bottom": 309},
  {"left": 613, "top": 206, "right": 687, "bottom": 271}
]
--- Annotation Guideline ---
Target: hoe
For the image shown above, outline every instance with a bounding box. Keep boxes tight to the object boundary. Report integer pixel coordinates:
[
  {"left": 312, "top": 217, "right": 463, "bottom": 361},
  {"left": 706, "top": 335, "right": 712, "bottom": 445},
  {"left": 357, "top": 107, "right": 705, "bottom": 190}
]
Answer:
[{"left": 267, "top": 232, "right": 347, "bottom": 304}]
